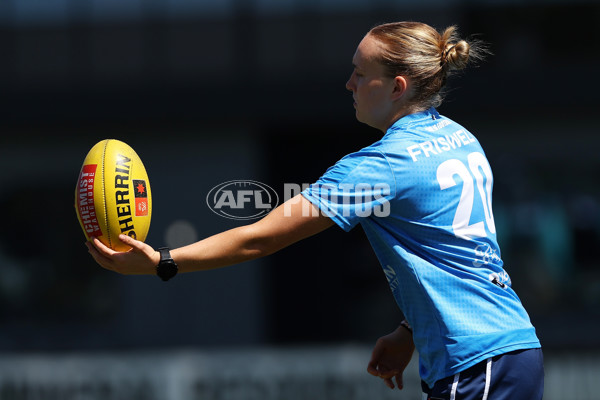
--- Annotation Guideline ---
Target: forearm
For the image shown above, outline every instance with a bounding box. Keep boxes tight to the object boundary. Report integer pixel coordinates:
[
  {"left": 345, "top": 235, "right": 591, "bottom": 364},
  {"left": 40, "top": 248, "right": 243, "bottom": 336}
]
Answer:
[
  {"left": 167, "top": 195, "right": 334, "bottom": 273},
  {"left": 88, "top": 196, "right": 332, "bottom": 276},
  {"left": 171, "top": 224, "right": 275, "bottom": 273}
]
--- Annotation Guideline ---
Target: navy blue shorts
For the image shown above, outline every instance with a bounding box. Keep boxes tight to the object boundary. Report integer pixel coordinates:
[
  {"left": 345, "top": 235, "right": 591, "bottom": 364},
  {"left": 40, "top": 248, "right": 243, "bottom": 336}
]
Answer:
[{"left": 421, "top": 348, "right": 544, "bottom": 400}]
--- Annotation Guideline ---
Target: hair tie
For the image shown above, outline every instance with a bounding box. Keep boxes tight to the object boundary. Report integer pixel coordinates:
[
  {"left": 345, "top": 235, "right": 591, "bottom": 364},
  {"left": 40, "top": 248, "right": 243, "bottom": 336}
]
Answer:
[{"left": 441, "top": 44, "right": 456, "bottom": 66}]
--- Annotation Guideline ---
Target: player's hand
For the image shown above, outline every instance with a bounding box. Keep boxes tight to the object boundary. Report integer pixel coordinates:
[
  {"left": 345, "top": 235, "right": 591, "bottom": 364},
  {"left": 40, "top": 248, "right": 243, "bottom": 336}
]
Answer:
[
  {"left": 86, "top": 234, "right": 160, "bottom": 275},
  {"left": 367, "top": 325, "right": 415, "bottom": 390}
]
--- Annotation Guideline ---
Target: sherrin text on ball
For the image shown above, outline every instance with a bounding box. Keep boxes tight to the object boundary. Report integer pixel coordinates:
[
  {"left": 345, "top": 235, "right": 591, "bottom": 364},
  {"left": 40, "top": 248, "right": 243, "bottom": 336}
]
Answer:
[{"left": 75, "top": 139, "right": 152, "bottom": 251}]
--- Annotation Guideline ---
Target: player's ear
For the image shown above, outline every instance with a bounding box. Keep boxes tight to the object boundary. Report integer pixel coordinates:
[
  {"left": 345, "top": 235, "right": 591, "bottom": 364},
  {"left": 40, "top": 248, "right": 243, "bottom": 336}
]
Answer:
[{"left": 391, "top": 75, "right": 409, "bottom": 101}]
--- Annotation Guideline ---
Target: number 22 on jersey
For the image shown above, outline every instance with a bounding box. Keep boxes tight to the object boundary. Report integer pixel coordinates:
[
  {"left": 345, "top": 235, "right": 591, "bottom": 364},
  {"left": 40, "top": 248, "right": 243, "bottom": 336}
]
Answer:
[{"left": 436, "top": 151, "right": 496, "bottom": 240}]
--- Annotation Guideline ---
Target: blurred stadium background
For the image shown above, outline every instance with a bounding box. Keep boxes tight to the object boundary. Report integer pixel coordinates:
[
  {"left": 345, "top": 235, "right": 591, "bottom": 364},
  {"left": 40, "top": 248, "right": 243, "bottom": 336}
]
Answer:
[{"left": 0, "top": 0, "right": 599, "bottom": 398}]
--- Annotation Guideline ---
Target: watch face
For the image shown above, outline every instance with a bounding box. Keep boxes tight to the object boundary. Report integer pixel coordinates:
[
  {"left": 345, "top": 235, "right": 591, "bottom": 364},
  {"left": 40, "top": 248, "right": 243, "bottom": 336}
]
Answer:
[{"left": 157, "top": 261, "right": 178, "bottom": 281}]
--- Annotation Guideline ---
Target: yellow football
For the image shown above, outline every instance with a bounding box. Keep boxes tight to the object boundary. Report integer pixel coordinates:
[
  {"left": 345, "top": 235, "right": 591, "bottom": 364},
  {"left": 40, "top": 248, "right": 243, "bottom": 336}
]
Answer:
[{"left": 75, "top": 139, "right": 152, "bottom": 251}]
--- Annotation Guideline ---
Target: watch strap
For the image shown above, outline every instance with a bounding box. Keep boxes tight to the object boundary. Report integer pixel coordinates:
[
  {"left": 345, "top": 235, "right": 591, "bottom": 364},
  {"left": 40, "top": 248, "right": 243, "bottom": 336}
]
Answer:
[
  {"left": 158, "top": 247, "right": 172, "bottom": 262},
  {"left": 156, "top": 247, "right": 178, "bottom": 281}
]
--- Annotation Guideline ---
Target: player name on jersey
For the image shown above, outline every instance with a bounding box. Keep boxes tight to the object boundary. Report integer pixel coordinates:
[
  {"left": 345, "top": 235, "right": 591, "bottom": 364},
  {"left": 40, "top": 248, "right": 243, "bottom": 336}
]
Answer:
[{"left": 406, "top": 128, "right": 477, "bottom": 162}]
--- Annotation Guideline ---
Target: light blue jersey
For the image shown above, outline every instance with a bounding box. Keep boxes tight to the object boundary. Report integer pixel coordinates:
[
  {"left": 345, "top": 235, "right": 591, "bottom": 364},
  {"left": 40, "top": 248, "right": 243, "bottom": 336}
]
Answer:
[{"left": 301, "top": 108, "right": 540, "bottom": 388}]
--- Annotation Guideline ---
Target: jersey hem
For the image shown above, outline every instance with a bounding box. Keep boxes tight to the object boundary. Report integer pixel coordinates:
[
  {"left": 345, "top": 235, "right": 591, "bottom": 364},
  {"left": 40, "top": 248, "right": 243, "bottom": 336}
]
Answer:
[{"left": 422, "top": 341, "right": 542, "bottom": 389}]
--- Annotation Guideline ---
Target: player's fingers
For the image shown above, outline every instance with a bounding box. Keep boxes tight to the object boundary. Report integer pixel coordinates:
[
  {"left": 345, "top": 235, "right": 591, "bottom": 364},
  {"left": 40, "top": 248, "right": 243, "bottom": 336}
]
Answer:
[
  {"left": 378, "top": 369, "right": 400, "bottom": 379},
  {"left": 91, "top": 237, "right": 118, "bottom": 257},
  {"left": 367, "top": 340, "right": 386, "bottom": 376},
  {"left": 86, "top": 242, "right": 116, "bottom": 271},
  {"left": 383, "top": 377, "right": 395, "bottom": 389},
  {"left": 394, "top": 374, "right": 404, "bottom": 390},
  {"left": 367, "top": 361, "right": 380, "bottom": 377}
]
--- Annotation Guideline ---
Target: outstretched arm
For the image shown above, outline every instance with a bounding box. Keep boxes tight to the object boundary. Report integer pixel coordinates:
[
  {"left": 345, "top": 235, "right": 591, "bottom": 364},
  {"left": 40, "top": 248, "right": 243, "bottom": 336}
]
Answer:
[{"left": 87, "top": 194, "right": 334, "bottom": 275}]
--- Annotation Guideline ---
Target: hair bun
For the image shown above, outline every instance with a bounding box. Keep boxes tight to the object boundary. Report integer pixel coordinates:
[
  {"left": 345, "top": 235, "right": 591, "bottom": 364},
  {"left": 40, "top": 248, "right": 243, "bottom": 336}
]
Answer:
[
  {"left": 367, "top": 22, "right": 488, "bottom": 109},
  {"left": 442, "top": 40, "right": 470, "bottom": 70}
]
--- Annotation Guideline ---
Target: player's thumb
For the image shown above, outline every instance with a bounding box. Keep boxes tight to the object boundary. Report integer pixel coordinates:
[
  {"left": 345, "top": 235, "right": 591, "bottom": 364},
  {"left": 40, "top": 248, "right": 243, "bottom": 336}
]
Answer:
[{"left": 118, "top": 234, "right": 146, "bottom": 251}]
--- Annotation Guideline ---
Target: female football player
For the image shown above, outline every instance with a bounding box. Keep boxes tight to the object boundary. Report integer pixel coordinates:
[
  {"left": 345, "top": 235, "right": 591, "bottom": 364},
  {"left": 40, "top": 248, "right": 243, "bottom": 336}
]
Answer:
[{"left": 88, "top": 21, "right": 543, "bottom": 399}]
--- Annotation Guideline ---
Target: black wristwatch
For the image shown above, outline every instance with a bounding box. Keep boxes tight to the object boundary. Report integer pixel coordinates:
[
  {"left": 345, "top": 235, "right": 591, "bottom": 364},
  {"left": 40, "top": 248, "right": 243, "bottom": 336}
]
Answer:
[{"left": 156, "top": 247, "right": 178, "bottom": 281}]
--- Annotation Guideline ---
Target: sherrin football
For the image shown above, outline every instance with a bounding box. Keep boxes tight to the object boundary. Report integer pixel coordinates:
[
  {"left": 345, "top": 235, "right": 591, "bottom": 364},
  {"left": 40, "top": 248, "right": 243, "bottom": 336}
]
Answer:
[{"left": 75, "top": 139, "right": 152, "bottom": 251}]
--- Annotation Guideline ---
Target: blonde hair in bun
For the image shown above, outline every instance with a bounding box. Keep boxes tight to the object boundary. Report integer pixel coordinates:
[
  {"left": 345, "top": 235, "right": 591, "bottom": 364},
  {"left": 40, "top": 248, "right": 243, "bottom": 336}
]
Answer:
[
  {"left": 368, "top": 22, "right": 487, "bottom": 108},
  {"left": 440, "top": 26, "right": 474, "bottom": 71}
]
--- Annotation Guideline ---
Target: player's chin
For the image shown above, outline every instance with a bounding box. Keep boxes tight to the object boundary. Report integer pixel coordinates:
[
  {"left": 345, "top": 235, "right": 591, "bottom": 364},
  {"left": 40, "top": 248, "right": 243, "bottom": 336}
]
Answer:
[
  {"left": 355, "top": 114, "right": 379, "bottom": 131},
  {"left": 355, "top": 110, "right": 367, "bottom": 124}
]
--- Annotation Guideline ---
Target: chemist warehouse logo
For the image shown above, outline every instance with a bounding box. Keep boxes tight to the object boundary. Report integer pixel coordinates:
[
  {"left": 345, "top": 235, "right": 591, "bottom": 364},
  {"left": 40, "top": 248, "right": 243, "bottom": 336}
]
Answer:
[{"left": 206, "top": 180, "right": 279, "bottom": 220}]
